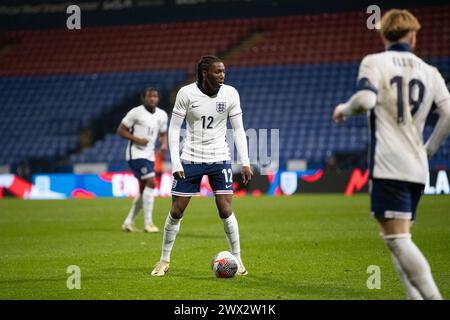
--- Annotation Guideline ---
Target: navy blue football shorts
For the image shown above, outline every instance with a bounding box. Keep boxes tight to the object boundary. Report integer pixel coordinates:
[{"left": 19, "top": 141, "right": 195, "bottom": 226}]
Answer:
[
  {"left": 128, "top": 159, "right": 155, "bottom": 180},
  {"left": 171, "top": 162, "right": 233, "bottom": 197},
  {"left": 370, "top": 178, "right": 424, "bottom": 221}
]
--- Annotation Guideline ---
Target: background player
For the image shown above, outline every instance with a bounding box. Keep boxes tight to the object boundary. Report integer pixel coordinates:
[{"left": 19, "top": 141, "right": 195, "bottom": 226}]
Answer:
[
  {"left": 333, "top": 9, "right": 450, "bottom": 299},
  {"left": 117, "top": 88, "right": 168, "bottom": 233},
  {"left": 151, "top": 55, "right": 253, "bottom": 277}
]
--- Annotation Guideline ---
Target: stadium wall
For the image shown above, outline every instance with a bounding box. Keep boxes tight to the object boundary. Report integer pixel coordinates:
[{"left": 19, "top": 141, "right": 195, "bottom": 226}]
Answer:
[{"left": 0, "top": 0, "right": 445, "bottom": 31}]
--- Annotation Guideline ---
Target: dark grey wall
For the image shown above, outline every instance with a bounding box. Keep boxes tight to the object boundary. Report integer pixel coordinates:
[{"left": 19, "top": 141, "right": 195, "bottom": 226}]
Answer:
[{"left": 0, "top": 0, "right": 440, "bottom": 31}]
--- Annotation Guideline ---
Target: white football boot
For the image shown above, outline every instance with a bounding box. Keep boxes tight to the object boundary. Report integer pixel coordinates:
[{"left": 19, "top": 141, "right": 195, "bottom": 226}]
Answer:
[
  {"left": 151, "top": 260, "right": 170, "bottom": 277},
  {"left": 144, "top": 224, "right": 159, "bottom": 233},
  {"left": 237, "top": 259, "right": 248, "bottom": 276},
  {"left": 122, "top": 223, "right": 139, "bottom": 232}
]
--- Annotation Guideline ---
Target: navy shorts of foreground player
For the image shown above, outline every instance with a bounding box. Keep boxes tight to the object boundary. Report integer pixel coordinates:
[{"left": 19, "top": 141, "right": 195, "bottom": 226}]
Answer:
[
  {"left": 370, "top": 178, "right": 425, "bottom": 221},
  {"left": 171, "top": 162, "right": 233, "bottom": 197},
  {"left": 128, "top": 159, "right": 155, "bottom": 180}
]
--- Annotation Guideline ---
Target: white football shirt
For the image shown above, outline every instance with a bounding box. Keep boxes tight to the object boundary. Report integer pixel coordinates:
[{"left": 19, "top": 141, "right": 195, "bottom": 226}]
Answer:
[
  {"left": 358, "top": 44, "right": 450, "bottom": 185},
  {"left": 121, "top": 105, "right": 168, "bottom": 161},
  {"left": 171, "top": 82, "right": 242, "bottom": 163}
]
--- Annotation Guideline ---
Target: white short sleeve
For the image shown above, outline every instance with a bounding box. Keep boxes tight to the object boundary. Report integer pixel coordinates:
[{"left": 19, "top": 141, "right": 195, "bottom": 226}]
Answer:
[
  {"left": 172, "top": 88, "right": 189, "bottom": 119},
  {"left": 121, "top": 108, "right": 137, "bottom": 128},
  {"left": 228, "top": 86, "right": 243, "bottom": 119},
  {"left": 356, "top": 55, "right": 381, "bottom": 94}
]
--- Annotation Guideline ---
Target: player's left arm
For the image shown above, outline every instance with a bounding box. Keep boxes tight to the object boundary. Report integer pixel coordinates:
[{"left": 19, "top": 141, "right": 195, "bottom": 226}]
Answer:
[
  {"left": 158, "top": 112, "right": 168, "bottom": 154},
  {"left": 424, "top": 69, "right": 450, "bottom": 158},
  {"left": 333, "top": 55, "right": 379, "bottom": 123},
  {"left": 159, "top": 132, "right": 168, "bottom": 154},
  {"left": 229, "top": 88, "right": 253, "bottom": 185}
]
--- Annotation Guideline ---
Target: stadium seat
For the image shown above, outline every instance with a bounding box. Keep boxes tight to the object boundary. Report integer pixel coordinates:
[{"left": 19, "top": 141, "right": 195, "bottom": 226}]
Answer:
[{"left": 1, "top": 5, "right": 449, "bottom": 169}]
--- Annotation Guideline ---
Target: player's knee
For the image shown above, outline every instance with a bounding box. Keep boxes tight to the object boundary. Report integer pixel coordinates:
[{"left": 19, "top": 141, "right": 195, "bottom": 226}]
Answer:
[
  {"left": 170, "top": 203, "right": 185, "bottom": 219},
  {"left": 146, "top": 178, "right": 156, "bottom": 189}
]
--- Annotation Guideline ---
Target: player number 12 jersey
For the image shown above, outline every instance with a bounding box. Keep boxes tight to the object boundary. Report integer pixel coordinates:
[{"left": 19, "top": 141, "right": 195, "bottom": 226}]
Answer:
[{"left": 171, "top": 82, "right": 243, "bottom": 163}]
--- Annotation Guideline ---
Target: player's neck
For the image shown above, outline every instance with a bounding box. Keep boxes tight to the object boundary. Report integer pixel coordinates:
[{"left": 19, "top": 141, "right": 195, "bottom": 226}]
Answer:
[
  {"left": 386, "top": 42, "right": 413, "bottom": 52},
  {"left": 144, "top": 105, "right": 156, "bottom": 113},
  {"left": 198, "top": 81, "right": 220, "bottom": 97}
]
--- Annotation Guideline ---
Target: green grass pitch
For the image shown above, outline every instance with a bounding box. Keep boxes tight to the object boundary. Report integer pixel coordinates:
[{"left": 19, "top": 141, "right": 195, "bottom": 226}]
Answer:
[{"left": 0, "top": 195, "right": 449, "bottom": 300}]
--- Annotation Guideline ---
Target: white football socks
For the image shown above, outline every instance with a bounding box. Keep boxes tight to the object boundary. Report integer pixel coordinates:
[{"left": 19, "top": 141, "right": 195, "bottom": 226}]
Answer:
[
  {"left": 222, "top": 213, "right": 241, "bottom": 261},
  {"left": 384, "top": 233, "right": 442, "bottom": 300},
  {"left": 390, "top": 253, "right": 423, "bottom": 300},
  {"left": 160, "top": 213, "right": 241, "bottom": 264},
  {"left": 124, "top": 193, "right": 143, "bottom": 225},
  {"left": 161, "top": 213, "right": 181, "bottom": 262},
  {"left": 142, "top": 186, "right": 155, "bottom": 226}
]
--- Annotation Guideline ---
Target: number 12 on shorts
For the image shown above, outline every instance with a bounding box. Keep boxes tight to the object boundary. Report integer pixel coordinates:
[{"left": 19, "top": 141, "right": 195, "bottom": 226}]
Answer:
[{"left": 222, "top": 168, "right": 233, "bottom": 183}]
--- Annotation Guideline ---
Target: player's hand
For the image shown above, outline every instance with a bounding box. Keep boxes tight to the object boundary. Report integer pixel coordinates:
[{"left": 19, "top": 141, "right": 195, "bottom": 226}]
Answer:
[
  {"left": 159, "top": 143, "right": 168, "bottom": 154},
  {"left": 333, "top": 104, "right": 346, "bottom": 124},
  {"left": 241, "top": 166, "right": 253, "bottom": 185},
  {"left": 134, "top": 137, "right": 149, "bottom": 146},
  {"left": 173, "top": 171, "right": 185, "bottom": 180}
]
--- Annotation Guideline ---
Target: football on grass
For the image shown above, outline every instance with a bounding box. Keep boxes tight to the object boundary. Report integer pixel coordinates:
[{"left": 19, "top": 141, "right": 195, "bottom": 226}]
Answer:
[{"left": 211, "top": 251, "right": 238, "bottom": 278}]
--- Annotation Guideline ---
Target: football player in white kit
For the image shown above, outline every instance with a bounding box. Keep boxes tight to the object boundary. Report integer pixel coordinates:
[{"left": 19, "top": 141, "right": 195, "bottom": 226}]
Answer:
[
  {"left": 333, "top": 9, "right": 450, "bottom": 299},
  {"left": 117, "top": 88, "right": 168, "bottom": 233},
  {"left": 151, "top": 55, "right": 253, "bottom": 276}
]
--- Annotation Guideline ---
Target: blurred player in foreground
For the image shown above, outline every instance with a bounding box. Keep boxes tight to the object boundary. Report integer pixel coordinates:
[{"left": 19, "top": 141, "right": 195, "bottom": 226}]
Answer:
[
  {"left": 333, "top": 9, "right": 450, "bottom": 299},
  {"left": 151, "top": 55, "right": 253, "bottom": 276},
  {"left": 117, "top": 88, "right": 168, "bottom": 233}
]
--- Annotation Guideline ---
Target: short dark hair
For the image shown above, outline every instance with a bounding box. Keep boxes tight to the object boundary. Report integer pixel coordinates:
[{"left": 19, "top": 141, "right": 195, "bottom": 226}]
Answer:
[
  {"left": 141, "top": 87, "right": 159, "bottom": 101},
  {"left": 197, "top": 55, "right": 222, "bottom": 83}
]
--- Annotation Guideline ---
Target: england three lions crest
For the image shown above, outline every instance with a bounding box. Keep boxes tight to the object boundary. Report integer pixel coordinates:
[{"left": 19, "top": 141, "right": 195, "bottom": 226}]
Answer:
[{"left": 216, "top": 102, "right": 226, "bottom": 114}]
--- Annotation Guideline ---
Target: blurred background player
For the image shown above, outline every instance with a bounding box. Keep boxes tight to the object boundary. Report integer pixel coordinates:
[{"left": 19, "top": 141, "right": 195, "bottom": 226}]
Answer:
[
  {"left": 117, "top": 88, "right": 168, "bottom": 233},
  {"left": 333, "top": 9, "right": 450, "bottom": 299},
  {"left": 151, "top": 55, "right": 253, "bottom": 277}
]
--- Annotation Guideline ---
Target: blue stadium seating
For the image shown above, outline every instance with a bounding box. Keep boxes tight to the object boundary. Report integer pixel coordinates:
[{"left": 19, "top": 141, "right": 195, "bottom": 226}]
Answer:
[
  {"left": 70, "top": 57, "right": 450, "bottom": 170},
  {"left": 226, "top": 59, "right": 450, "bottom": 168},
  {"left": 1, "top": 14, "right": 449, "bottom": 171},
  {"left": 0, "top": 70, "right": 185, "bottom": 165},
  {"left": 70, "top": 133, "right": 128, "bottom": 164}
]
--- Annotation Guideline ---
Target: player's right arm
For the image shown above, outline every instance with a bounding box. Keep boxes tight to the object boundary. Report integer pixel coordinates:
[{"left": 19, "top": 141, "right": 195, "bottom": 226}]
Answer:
[
  {"left": 117, "top": 109, "right": 148, "bottom": 146},
  {"left": 424, "top": 68, "right": 450, "bottom": 158},
  {"left": 169, "top": 88, "right": 188, "bottom": 179},
  {"left": 333, "top": 55, "right": 379, "bottom": 123}
]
